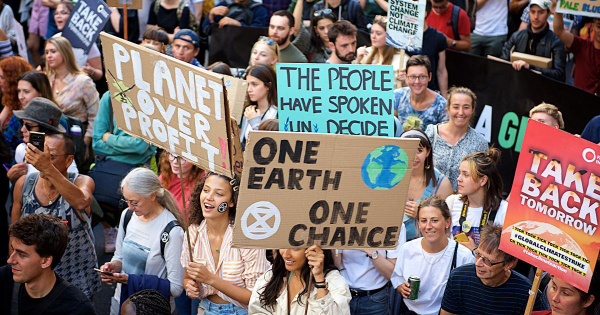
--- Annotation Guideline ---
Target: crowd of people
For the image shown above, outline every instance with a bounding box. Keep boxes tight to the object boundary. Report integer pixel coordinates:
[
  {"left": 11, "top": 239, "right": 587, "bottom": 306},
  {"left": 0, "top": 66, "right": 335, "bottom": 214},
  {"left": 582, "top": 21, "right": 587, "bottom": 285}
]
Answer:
[{"left": 0, "top": 0, "right": 599, "bottom": 313}]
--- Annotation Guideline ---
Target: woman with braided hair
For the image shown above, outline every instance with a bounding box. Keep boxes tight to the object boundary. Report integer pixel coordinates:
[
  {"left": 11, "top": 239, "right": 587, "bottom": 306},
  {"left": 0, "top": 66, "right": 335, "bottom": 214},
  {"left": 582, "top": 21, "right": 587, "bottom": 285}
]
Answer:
[
  {"left": 181, "top": 172, "right": 270, "bottom": 314},
  {"left": 121, "top": 289, "right": 171, "bottom": 315}
]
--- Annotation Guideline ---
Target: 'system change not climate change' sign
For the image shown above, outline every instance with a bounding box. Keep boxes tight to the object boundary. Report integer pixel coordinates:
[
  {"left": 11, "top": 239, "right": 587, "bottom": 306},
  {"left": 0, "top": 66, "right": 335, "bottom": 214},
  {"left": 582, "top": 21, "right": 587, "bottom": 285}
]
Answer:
[
  {"left": 499, "top": 121, "right": 600, "bottom": 292},
  {"left": 101, "top": 33, "right": 241, "bottom": 177},
  {"left": 232, "top": 131, "right": 418, "bottom": 249},
  {"left": 277, "top": 63, "right": 395, "bottom": 137}
]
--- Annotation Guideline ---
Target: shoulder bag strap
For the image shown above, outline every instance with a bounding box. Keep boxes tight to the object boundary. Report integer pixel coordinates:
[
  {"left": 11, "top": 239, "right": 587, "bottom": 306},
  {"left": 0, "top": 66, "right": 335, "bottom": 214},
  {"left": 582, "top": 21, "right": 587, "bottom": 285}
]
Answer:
[
  {"left": 11, "top": 282, "right": 20, "bottom": 315},
  {"left": 450, "top": 241, "right": 460, "bottom": 270}
]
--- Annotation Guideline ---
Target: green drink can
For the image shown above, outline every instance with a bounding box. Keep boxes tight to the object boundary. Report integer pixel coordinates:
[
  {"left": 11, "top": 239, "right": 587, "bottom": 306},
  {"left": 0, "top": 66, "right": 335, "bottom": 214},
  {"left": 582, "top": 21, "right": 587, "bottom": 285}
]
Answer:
[{"left": 408, "top": 276, "right": 420, "bottom": 300}]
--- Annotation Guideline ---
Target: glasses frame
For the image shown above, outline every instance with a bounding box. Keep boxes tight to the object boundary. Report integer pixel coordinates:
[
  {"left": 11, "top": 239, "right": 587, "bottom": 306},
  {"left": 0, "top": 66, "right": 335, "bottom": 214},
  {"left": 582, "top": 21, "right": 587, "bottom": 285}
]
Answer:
[
  {"left": 120, "top": 198, "right": 141, "bottom": 209},
  {"left": 473, "top": 248, "right": 506, "bottom": 267},
  {"left": 406, "top": 75, "right": 430, "bottom": 82}
]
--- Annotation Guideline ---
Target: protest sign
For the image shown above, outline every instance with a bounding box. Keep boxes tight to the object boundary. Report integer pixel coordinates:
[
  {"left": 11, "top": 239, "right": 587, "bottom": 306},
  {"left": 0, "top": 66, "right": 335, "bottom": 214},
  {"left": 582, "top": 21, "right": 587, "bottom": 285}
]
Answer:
[
  {"left": 223, "top": 76, "right": 248, "bottom": 123},
  {"left": 277, "top": 64, "right": 395, "bottom": 137},
  {"left": 62, "top": 0, "right": 110, "bottom": 53},
  {"left": 386, "top": 0, "right": 426, "bottom": 52},
  {"left": 499, "top": 121, "right": 600, "bottom": 292},
  {"left": 557, "top": 0, "right": 600, "bottom": 18},
  {"left": 106, "top": 0, "right": 142, "bottom": 9},
  {"left": 232, "top": 131, "right": 418, "bottom": 249},
  {"left": 100, "top": 32, "right": 239, "bottom": 178}
]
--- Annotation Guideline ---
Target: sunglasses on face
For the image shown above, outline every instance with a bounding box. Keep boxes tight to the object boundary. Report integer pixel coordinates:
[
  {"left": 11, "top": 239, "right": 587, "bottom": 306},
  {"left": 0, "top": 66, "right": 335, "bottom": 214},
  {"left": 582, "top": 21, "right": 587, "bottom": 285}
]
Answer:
[
  {"left": 20, "top": 120, "right": 40, "bottom": 131},
  {"left": 258, "top": 36, "right": 277, "bottom": 46}
]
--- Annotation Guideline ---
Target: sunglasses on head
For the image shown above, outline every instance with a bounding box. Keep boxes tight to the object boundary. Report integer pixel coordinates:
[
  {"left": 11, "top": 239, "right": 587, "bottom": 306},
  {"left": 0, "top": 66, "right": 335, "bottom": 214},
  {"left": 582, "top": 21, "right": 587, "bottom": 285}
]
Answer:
[
  {"left": 314, "top": 9, "right": 334, "bottom": 17},
  {"left": 374, "top": 15, "right": 388, "bottom": 23},
  {"left": 258, "top": 36, "right": 277, "bottom": 46}
]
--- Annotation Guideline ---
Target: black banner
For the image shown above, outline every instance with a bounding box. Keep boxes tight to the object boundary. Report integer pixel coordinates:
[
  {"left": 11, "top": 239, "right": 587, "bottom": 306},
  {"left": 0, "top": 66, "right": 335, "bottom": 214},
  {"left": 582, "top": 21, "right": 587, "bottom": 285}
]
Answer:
[
  {"left": 208, "top": 26, "right": 371, "bottom": 69},
  {"left": 446, "top": 50, "right": 600, "bottom": 193}
]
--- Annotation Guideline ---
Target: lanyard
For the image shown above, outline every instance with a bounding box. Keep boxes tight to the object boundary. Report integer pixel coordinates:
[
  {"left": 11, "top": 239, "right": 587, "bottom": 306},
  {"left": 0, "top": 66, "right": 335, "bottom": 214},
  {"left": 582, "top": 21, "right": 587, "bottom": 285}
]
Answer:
[{"left": 458, "top": 200, "right": 490, "bottom": 232}]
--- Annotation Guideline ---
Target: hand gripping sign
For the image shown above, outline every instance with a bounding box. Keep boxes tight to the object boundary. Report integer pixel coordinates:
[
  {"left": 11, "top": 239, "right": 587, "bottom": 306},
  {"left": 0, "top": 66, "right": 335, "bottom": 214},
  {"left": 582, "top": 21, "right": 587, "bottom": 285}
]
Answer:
[{"left": 233, "top": 131, "right": 419, "bottom": 249}]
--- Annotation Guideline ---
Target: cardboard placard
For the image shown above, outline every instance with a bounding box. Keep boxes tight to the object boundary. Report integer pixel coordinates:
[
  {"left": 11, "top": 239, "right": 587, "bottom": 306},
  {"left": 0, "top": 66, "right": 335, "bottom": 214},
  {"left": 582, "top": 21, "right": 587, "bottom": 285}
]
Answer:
[
  {"left": 510, "top": 52, "right": 552, "bottom": 69},
  {"left": 100, "top": 33, "right": 239, "bottom": 177},
  {"left": 106, "top": 0, "right": 142, "bottom": 9},
  {"left": 499, "top": 121, "right": 600, "bottom": 292},
  {"left": 62, "top": 0, "right": 110, "bottom": 54},
  {"left": 223, "top": 76, "right": 247, "bottom": 123},
  {"left": 386, "top": 0, "right": 426, "bottom": 52},
  {"left": 277, "top": 64, "right": 395, "bottom": 137},
  {"left": 232, "top": 131, "right": 418, "bottom": 249},
  {"left": 557, "top": 0, "right": 600, "bottom": 18}
]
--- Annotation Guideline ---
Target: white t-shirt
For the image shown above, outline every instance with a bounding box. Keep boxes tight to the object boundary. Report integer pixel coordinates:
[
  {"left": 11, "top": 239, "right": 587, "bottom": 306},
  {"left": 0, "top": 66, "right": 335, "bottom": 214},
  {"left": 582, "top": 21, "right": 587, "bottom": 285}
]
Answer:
[
  {"left": 340, "top": 227, "right": 406, "bottom": 290},
  {"left": 390, "top": 238, "right": 475, "bottom": 315},
  {"left": 53, "top": 32, "right": 100, "bottom": 68},
  {"left": 446, "top": 194, "right": 508, "bottom": 245},
  {"left": 15, "top": 142, "right": 79, "bottom": 175},
  {"left": 473, "top": 0, "right": 508, "bottom": 36}
]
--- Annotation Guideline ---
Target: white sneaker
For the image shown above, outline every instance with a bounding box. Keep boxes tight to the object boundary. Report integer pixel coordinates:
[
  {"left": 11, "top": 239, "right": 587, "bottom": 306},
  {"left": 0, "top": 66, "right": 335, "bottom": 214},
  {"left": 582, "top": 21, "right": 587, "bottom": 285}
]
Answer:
[{"left": 104, "top": 227, "right": 118, "bottom": 253}]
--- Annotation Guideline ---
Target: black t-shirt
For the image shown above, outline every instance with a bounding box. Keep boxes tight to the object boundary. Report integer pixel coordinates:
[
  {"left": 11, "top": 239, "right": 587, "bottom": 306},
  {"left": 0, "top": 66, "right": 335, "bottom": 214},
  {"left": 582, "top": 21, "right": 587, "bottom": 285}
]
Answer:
[
  {"left": 147, "top": 1, "right": 191, "bottom": 34},
  {"left": 0, "top": 265, "right": 96, "bottom": 315},
  {"left": 408, "top": 26, "right": 448, "bottom": 92}
]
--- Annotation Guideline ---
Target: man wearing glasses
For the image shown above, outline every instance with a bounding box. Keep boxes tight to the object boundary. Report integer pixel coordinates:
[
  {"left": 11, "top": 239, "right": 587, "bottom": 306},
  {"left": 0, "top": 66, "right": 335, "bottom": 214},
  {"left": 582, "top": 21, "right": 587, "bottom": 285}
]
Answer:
[
  {"left": 11, "top": 98, "right": 100, "bottom": 299},
  {"left": 440, "top": 225, "right": 544, "bottom": 314}
]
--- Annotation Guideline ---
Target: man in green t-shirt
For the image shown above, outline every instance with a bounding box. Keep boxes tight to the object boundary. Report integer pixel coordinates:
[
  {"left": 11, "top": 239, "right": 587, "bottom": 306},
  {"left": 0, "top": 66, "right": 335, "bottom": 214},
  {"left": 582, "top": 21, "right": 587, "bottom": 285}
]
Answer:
[{"left": 268, "top": 10, "right": 308, "bottom": 62}]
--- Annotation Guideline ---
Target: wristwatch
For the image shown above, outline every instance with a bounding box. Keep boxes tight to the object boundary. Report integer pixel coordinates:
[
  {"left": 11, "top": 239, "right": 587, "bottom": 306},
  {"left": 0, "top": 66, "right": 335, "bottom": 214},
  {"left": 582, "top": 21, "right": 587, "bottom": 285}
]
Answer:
[
  {"left": 368, "top": 251, "right": 379, "bottom": 260},
  {"left": 452, "top": 40, "right": 457, "bottom": 48}
]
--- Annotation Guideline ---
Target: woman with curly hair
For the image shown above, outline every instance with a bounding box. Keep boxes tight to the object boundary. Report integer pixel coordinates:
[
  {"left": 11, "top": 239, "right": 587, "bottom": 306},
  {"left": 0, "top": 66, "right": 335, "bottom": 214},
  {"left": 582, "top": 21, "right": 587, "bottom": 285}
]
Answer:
[
  {"left": 181, "top": 173, "right": 270, "bottom": 314},
  {"left": 0, "top": 57, "right": 33, "bottom": 151},
  {"left": 158, "top": 152, "right": 205, "bottom": 221}
]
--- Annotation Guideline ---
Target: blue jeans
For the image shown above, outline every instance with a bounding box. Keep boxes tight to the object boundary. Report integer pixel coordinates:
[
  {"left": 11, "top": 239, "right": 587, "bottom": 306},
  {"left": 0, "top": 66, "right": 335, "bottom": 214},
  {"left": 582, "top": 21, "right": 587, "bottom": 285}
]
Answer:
[
  {"left": 349, "top": 285, "right": 390, "bottom": 315},
  {"left": 175, "top": 294, "right": 201, "bottom": 315},
  {"left": 198, "top": 298, "right": 248, "bottom": 315}
]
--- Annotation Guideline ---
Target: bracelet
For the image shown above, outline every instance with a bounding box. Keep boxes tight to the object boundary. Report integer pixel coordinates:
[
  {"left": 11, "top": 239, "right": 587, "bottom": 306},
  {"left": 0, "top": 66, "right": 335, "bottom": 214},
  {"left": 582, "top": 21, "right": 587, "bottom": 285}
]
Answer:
[
  {"left": 315, "top": 282, "right": 327, "bottom": 289},
  {"left": 315, "top": 280, "right": 325, "bottom": 284}
]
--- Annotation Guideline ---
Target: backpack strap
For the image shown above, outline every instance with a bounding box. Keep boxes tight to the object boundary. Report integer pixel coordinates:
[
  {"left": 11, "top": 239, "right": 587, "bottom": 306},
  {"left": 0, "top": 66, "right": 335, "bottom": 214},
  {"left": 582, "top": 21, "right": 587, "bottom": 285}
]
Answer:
[
  {"left": 451, "top": 5, "right": 461, "bottom": 41},
  {"left": 433, "top": 125, "right": 439, "bottom": 149},
  {"left": 122, "top": 209, "right": 134, "bottom": 237},
  {"left": 160, "top": 220, "right": 181, "bottom": 259},
  {"left": 21, "top": 172, "right": 39, "bottom": 204},
  {"left": 488, "top": 205, "right": 498, "bottom": 225}
]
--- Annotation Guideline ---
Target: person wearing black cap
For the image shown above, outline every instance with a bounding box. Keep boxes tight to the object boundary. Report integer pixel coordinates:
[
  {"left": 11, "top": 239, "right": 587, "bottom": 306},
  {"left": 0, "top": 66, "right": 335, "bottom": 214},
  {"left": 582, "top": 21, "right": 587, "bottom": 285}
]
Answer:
[
  {"left": 11, "top": 97, "right": 101, "bottom": 299},
  {"left": 173, "top": 29, "right": 203, "bottom": 67}
]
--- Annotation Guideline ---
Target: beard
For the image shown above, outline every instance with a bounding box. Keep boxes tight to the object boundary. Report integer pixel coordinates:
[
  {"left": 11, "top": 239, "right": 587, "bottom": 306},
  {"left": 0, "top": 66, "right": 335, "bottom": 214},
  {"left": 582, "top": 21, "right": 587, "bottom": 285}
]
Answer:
[
  {"left": 336, "top": 50, "right": 355, "bottom": 63},
  {"left": 270, "top": 33, "right": 290, "bottom": 46}
]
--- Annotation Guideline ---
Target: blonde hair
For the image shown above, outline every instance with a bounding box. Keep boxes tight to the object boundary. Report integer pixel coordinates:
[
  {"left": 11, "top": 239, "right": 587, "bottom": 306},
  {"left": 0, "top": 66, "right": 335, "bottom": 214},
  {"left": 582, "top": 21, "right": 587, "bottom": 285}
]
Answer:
[
  {"left": 249, "top": 39, "right": 280, "bottom": 71},
  {"left": 529, "top": 102, "right": 564, "bottom": 129},
  {"left": 45, "top": 37, "right": 83, "bottom": 76}
]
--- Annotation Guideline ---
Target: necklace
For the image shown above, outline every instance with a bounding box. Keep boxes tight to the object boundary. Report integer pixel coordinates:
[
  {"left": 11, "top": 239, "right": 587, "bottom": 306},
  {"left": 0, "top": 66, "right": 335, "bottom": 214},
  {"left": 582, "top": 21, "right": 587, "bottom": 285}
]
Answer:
[
  {"left": 42, "top": 180, "right": 59, "bottom": 205},
  {"left": 421, "top": 240, "right": 449, "bottom": 265}
]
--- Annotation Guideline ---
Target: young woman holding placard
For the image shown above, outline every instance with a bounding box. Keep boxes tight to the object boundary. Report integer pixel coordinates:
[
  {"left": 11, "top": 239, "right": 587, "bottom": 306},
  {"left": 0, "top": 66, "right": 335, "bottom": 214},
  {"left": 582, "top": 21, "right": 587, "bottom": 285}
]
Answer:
[
  {"left": 182, "top": 172, "right": 270, "bottom": 314},
  {"left": 248, "top": 246, "right": 351, "bottom": 314}
]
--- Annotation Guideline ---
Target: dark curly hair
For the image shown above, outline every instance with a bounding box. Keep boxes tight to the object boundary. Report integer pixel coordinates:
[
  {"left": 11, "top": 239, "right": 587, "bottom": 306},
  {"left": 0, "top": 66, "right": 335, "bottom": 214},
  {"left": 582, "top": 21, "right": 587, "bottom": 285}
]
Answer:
[
  {"left": 189, "top": 172, "right": 240, "bottom": 225},
  {"left": 259, "top": 249, "right": 337, "bottom": 310},
  {"left": 9, "top": 214, "right": 69, "bottom": 269},
  {"left": 0, "top": 56, "right": 33, "bottom": 110}
]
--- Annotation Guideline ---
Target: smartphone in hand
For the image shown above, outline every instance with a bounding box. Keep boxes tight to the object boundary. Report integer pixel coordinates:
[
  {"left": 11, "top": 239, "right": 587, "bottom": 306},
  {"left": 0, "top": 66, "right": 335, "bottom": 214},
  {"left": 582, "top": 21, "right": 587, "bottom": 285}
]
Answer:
[
  {"left": 93, "top": 268, "right": 114, "bottom": 276},
  {"left": 29, "top": 131, "right": 45, "bottom": 151}
]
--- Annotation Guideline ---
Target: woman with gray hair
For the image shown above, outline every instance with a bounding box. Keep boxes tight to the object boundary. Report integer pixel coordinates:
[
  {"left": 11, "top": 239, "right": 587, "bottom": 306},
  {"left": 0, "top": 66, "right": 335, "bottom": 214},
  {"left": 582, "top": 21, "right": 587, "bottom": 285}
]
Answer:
[{"left": 100, "top": 167, "right": 185, "bottom": 314}]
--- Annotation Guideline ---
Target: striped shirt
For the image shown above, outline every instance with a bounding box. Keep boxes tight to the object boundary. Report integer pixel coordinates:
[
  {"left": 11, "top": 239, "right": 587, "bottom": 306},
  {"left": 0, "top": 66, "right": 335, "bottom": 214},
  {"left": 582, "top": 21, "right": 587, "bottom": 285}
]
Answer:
[
  {"left": 181, "top": 220, "right": 270, "bottom": 308},
  {"left": 441, "top": 264, "right": 543, "bottom": 314}
]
